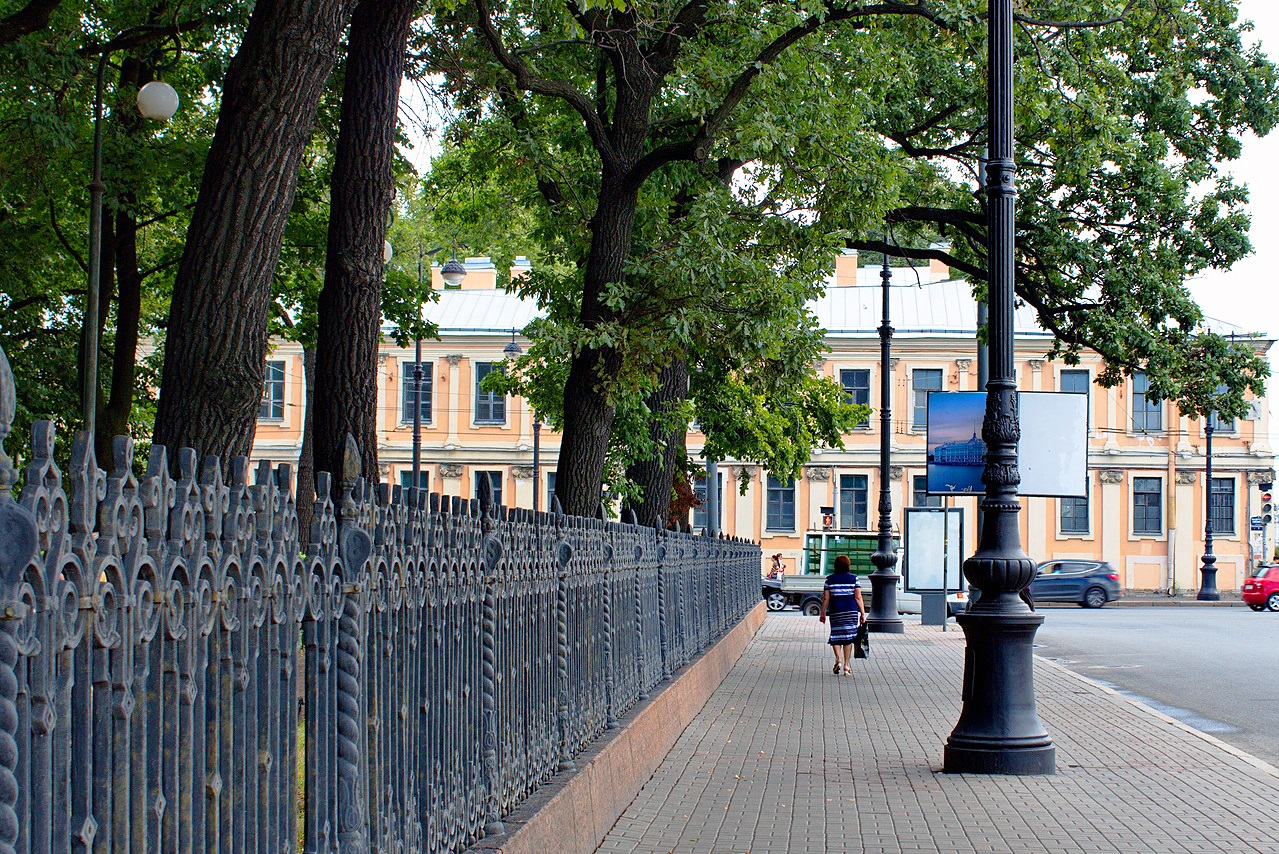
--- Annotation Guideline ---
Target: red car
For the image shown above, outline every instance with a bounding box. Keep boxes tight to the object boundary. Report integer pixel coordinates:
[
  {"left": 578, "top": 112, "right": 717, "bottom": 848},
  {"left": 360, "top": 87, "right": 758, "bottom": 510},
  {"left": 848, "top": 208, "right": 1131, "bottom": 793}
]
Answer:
[{"left": 1241, "top": 565, "right": 1279, "bottom": 612}]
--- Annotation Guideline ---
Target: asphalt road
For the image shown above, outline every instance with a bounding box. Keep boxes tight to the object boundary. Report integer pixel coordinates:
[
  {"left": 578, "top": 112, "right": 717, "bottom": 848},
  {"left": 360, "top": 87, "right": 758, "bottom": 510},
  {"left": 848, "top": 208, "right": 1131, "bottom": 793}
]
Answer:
[{"left": 1031, "top": 606, "right": 1279, "bottom": 766}]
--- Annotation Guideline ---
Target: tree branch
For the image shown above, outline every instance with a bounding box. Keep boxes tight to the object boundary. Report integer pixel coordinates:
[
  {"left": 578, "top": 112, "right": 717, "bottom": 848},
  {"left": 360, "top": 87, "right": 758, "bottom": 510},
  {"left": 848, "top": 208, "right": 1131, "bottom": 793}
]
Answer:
[
  {"left": 49, "top": 201, "right": 87, "bottom": 274},
  {"left": 1012, "top": 0, "right": 1138, "bottom": 30},
  {"left": 628, "top": 2, "right": 946, "bottom": 187},
  {"left": 847, "top": 238, "right": 984, "bottom": 280},
  {"left": 473, "top": 0, "right": 614, "bottom": 161},
  {"left": 0, "top": 0, "right": 63, "bottom": 46}
]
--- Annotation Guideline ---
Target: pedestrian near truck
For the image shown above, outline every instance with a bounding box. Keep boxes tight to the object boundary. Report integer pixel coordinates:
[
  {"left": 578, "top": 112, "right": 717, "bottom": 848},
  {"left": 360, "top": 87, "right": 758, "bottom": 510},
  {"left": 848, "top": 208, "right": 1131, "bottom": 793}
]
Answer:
[{"left": 818, "top": 554, "right": 865, "bottom": 675}]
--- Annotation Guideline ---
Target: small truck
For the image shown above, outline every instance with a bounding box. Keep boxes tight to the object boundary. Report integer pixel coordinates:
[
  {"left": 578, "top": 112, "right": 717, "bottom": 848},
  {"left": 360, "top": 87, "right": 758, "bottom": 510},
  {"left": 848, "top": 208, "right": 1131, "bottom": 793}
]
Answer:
[{"left": 760, "top": 574, "right": 829, "bottom": 615}]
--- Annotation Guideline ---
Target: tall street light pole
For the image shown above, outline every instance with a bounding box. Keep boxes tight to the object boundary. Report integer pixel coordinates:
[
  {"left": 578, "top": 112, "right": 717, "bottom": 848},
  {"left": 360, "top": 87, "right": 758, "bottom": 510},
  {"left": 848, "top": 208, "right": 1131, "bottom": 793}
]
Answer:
[
  {"left": 867, "top": 250, "right": 903, "bottom": 633},
  {"left": 83, "top": 29, "right": 180, "bottom": 435},
  {"left": 943, "top": 0, "right": 1055, "bottom": 775},
  {"left": 1198, "top": 410, "right": 1220, "bottom": 600},
  {"left": 533, "top": 417, "right": 542, "bottom": 514},
  {"left": 412, "top": 249, "right": 467, "bottom": 490}
]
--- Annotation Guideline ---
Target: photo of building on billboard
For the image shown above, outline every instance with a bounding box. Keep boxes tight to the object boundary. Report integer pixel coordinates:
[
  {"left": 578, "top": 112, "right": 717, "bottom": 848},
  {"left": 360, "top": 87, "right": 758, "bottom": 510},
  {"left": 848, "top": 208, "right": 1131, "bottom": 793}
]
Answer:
[
  {"left": 926, "top": 392, "right": 986, "bottom": 494},
  {"left": 925, "top": 391, "right": 1089, "bottom": 498}
]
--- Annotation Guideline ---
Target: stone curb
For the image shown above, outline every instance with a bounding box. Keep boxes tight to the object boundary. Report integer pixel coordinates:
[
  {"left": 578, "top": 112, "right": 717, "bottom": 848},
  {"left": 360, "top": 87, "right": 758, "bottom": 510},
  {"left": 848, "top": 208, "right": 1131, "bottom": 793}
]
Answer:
[
  {"left": 1033, "top": 652, "right": 1279, "bottom": 779},
  {"left": 464, "top": 601, "right": 768, "bottom": 854}
]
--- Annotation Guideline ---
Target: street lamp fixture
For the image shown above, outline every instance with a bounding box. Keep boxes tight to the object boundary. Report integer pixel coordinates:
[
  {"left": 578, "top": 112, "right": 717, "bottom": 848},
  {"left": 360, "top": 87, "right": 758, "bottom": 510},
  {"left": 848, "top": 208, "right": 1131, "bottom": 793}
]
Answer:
[
  {"left": 503, "top": 329, "right": 523, "bottom": 360},
  {"left": 440, "top": 251, "right": 467, "bottom": 287},
  {"left": 83, "top": 28, "right": 181, "bottom": 436},
  {"left": 943, "top": 0, "right": 1055, "bottom": 775},
  {"left": 867, "top": 248, "right": 903, "bottom": 633}
]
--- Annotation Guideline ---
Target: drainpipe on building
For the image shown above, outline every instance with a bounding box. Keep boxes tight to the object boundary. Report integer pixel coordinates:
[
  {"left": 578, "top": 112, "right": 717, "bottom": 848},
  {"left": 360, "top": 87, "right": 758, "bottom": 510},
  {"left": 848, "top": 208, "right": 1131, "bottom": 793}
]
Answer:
[{"left": 1167, "top": 438, "right": 1178, "bottom": 594}]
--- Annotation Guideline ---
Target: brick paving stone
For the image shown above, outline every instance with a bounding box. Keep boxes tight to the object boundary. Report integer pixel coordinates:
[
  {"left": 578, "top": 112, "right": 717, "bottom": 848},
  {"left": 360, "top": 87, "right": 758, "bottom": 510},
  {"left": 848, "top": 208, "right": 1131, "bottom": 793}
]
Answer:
[{"left": 593, "top": 614, "right": 1279, "bottom": 854}]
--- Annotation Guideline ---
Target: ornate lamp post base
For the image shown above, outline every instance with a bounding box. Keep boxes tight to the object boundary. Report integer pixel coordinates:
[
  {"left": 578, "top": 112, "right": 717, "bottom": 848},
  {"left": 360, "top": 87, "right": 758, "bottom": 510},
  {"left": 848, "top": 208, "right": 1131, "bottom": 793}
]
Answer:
[
  {"left": 866, "top": 572, "right": 906, "bottom": 634},
  {"left": 944, "top": 610, "right": 1055, "bottom": 775}
]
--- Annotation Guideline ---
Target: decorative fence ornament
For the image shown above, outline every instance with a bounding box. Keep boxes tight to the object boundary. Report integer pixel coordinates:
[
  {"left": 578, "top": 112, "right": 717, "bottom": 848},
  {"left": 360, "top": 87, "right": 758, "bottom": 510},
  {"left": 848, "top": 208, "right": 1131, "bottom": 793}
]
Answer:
[{"left": 0, "top": 343, "right": 759, "bottom": 853}]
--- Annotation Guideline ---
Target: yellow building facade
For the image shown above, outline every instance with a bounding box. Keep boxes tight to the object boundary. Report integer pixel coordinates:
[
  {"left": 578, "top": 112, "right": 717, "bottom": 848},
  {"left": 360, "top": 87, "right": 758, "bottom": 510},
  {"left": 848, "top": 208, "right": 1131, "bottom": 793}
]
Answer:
[{"left": 250, "top": 253, "right": 1276, "bottom": 592}]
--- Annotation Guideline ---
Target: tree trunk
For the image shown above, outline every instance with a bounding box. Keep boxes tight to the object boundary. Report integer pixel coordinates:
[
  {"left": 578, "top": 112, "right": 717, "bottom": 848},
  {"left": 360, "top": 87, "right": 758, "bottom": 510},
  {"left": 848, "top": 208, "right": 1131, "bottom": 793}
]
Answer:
[
  {"left": 296, "top": 346, "right": 317, "bottom": 539},
  {"left": 554, "top": 176, "right": 638, "bottom": 517},
  {"left": 623, "top": 357, "right": 689, "bottom": 528},
  {"left": 98, "top": 206, "right": 142, "bottom": 463},
  {"left": 312, "top": 0, "right": 416, "bottom": 498},
  {"left": 153, "top": 0, "right": 355, "bottom": 463}
]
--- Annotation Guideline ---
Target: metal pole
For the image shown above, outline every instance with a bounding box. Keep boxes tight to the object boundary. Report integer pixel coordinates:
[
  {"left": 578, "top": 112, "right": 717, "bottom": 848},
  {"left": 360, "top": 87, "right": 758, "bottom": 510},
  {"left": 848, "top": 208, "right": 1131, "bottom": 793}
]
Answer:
[
  {"left": 705, "top": 458, "right": 719, "bottom": 537},
  {"left": 868, "top": 250, "right": 904, "bottom": 632},
  {"left": 944, "top": 0, "right": 1054, "bottom": 775},
  {"left": 533, "top": 419, "right": 542, "bottom": 514},
  {"left": 977, "top": 149, "right": 990, "bottom": 556},
  {"left": 413, "top": 249, "right": 424, "bottom": 489},
  {"left": 82, "top": 53, "right": 109, "bottom": 436},
  {"left": 1198, "top": 420, "right": 1220, "bottom": 599}
]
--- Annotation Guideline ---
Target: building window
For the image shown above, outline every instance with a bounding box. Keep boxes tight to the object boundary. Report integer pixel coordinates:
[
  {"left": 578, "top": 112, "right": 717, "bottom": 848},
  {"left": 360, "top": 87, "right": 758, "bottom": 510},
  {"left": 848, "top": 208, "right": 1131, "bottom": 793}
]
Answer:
[
  {"left": 766, "top": 475, "right": 795, "bottom": 531},
  {"left": 840, "top": 369, "right": 871, "bottom": 428},
  {"left": 399, "top": 470, "right": 430, "bottom": 491},
  {"left": 1210, "top": 477, "right": 1235, "bottom": 535},
  {"left": 1132, "top": 477, "right": 1162, "bottom": 535},
  {"left": 400, "top": 361, "right": 433, "bottom": 424},
  {"left": 474, "top": 362, "right": 506, "bottom": 424},
  {"left": 1061, "top": 369, "right": 1090, "bottom": 429},
  {"left": 474, "top": 470, "right": 503, "bottom": 506},
  {"left": 546, "top": 472, "right": 557, "bottom": 512},
  {"left": 838, "top": 474, "right": 869, "bottom": 530},
  {"left": 913, "top": 369, "right": 943, "bottom": 429},
  {"left": 1132, "top": 371, "right": 1162, "bottom": 432},
  {"left": 693, "top": 474, "right": 723, "bottom": 532},
  {"left": 259, "top": 360, "right": 285, "bottom": 420},
  {"left": 912, "top": 475, "right": 943, "bottom": 508},
  {"left": 1208, "top": 384, "right": 1235, "bottom": 433},
  {"left": 1060, "top": 486, "right": 1090, "bottom": 535}
]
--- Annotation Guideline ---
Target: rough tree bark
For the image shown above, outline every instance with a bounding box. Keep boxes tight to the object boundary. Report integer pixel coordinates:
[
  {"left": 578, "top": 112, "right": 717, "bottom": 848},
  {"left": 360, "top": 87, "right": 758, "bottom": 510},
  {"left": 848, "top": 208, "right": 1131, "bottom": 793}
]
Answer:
[
  {"left": 312, "top": 0, "right": 418, "bottom": 497},
  {"left": 153, "top": 0, "right": 355, "bottom": 462},
  {"left": 98, "top": 206, "right": 142, "bottom": 461},
  {"left": 622, "top": 358, "right": 689, "bottom": 529}
]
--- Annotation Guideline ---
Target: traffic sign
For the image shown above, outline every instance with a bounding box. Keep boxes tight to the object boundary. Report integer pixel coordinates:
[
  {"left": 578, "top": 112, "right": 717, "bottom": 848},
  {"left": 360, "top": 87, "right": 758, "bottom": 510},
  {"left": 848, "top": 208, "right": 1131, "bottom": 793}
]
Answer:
[{"left": 1253, "top": 516, "right": 1265, "bottom": 531}]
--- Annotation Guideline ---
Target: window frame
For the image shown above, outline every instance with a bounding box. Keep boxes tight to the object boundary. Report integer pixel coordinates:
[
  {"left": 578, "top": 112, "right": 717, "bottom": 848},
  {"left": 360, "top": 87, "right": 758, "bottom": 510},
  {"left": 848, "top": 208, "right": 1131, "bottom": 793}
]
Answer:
[
  {"left": 912, "top": 368, "right": 944, "bottom": 430},
  {"left": 1209, "top": 476, "right": 1236, "bottom": 536},
  {"left": 1132, "top": 476, "right": 1163, "bottom": 536},
  {"left": 259, "top": 359, "right": 286, "bottom": 421},
  {"left": 912, "top": 474, "right": 943, "bottom": 508},
  {"left": 1059, "top": 368, "right": 1091, "bottom": 431},
  {"left": 765, "top": 475, "right": 796, "bottom": 532},
  {"left": 473, "top": 362, "right": 507, "bottom": 425},
  {"left": 473, "top": 470, "right": 504, "bottom": 506},
  {"left": 1059, "top": 486, "right": 1090, "bottom": 536},
  {"left": 1131, "top": 371, "right": 1163, "bottom": 433},
  {"left": 839, "top": 368, "right": 872, "bottom": 429},
  {"left": 837, "top": 473, "right": 870, "bottom": 531},
  {"left": 692, "top": 473, "right": 724, "bottom": 532},
  {"left": 399, "top": 470, "right": 430, "bottom": 491},
  {"left": 399, "top": 360, "right": 434, "bottom": 425}
]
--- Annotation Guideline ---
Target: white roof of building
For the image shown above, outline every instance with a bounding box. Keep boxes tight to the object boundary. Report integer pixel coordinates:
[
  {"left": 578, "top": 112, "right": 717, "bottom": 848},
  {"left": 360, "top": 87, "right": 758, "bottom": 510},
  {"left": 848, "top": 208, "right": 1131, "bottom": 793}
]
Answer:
[{"left": 419, "top": 277, "right": 1051, "bottom": 339}]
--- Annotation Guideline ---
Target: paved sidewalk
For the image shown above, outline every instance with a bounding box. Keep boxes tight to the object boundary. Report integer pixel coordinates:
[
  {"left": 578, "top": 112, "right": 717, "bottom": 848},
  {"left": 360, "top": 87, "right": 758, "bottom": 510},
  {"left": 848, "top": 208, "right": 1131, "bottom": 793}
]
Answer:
[{"left": 595, "top": 613, "right": 1279, "bottom": 854}]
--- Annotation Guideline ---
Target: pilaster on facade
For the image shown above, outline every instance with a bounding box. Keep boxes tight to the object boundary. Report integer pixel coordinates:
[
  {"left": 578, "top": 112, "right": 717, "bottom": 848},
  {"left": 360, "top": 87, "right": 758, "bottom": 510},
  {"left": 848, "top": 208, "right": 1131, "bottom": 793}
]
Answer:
[{"left": 445, "top": 355, "right": 463, "bottom": 448}]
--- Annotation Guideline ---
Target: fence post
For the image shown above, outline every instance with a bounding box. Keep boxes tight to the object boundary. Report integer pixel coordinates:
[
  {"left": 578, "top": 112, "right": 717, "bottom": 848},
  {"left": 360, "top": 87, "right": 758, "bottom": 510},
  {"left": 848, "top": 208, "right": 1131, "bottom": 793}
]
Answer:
[
  {"left": 554, "top": 511, "right": 575, "bottom": 771},
  {"left": 655, "top": 522, "right": 670, "bottom": 682},
  {"left": 336, "top": 437, "right": 371, "bottom": 854},
  {"left": 0, "top": 343, "right": 31, "bottom": 854},
  {"left": 603, "top": 533, "right": 616, "bottom": 731},
  {"left": 477, "top": 476, "right": 504, "bottom": 835}
]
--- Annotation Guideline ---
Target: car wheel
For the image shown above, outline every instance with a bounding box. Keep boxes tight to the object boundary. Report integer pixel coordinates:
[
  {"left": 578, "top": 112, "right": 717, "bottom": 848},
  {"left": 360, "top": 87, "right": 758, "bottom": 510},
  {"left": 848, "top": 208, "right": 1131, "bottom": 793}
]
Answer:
[
  {"left": 1083, "top": 587, "right": 1108, "bottom": 609},
  {"left": 766, "top": 592, "right": 788, "bottom": 612},
  {"left": 1250, "top": 603, "right": 1267, "bottom": 612},
  {"left": 802, "top": 601, "right": 821, "bottom": 617},
  {"left": 1267, "top": 592, "right": 1279, "bottom": 613}
]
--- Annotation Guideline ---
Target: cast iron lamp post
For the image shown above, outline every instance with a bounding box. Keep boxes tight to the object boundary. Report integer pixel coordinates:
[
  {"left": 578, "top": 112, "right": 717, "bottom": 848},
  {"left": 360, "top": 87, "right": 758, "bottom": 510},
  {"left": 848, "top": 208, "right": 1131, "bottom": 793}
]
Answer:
[
  {"left": 867, "top": 250, "right": 903, "bottom": 633},
  {"left": 943, "top": 0, "right": 1055, "bottom": 775},
  {"left": 1198, "top": 407, "right": 1221, "bottom": 600},
  {"left": 83, "top": 29, "right": 181, "bottom": 435},
  {"left": 410, "top": 248, "right": 466, "bottom": 490}
]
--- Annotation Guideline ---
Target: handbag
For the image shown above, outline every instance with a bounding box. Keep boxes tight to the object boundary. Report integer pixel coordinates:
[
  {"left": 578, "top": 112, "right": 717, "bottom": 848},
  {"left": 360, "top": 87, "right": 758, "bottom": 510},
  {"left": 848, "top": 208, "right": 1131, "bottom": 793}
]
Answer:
[{"left": 853, "top": 617, "right": 869, "bottom": 658}]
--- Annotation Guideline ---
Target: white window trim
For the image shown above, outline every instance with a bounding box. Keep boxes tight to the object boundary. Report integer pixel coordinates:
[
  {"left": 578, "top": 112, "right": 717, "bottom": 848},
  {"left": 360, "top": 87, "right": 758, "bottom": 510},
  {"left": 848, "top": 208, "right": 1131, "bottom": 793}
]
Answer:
[
  {"left": 1055, "top": 366, "right": 1095, "bottom": 437},
  {"left": 1208, "top": 474, "right": 1240, "bottom": 540},
  {"left": 764, "top": 472, "right": 799, "bottom": 533},
  {"left": 1054, "top": 474, "right": 1093, "bottom": 540},
  {"left": 471, "top": 359, "right": 511, "bottom": 429},
  {"left": 1129, "top": 372, "right": 1165, "bottom": 436}
]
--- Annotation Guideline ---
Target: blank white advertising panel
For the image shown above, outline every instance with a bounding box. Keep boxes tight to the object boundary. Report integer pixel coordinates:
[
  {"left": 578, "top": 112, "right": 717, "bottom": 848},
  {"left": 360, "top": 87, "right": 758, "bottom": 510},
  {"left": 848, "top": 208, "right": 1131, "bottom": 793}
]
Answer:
[
  {"left": 1019, "top": 391, "right": 1088, "bottom": 498},
  {"left": 903, "top": 507, "right": 964, "bottom": 593}
]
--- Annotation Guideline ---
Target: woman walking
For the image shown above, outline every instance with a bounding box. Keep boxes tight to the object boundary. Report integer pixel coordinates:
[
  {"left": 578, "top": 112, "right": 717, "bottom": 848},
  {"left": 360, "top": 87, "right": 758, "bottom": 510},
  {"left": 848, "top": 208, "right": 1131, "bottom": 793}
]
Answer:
[{"left": 818, "top": 554, "right": 865, "bottom": 675}]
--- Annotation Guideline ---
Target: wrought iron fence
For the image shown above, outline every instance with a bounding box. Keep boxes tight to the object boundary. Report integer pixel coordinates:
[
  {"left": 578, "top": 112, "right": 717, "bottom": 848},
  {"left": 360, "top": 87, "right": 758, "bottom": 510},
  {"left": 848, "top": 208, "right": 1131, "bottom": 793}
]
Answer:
[{"left": 0, "top": 346, "right": 760, "bottom": 854}]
